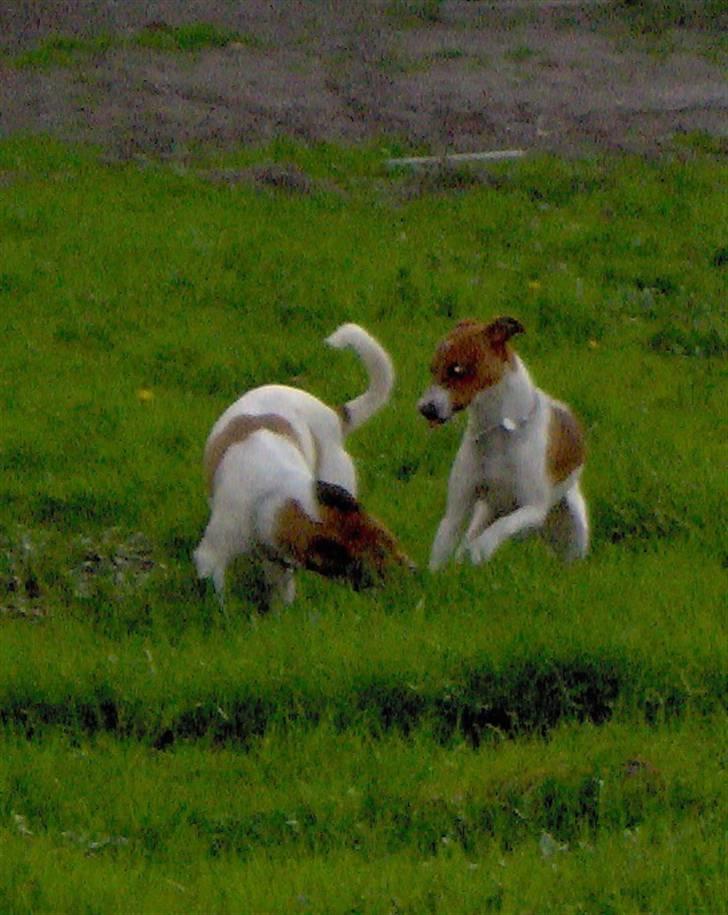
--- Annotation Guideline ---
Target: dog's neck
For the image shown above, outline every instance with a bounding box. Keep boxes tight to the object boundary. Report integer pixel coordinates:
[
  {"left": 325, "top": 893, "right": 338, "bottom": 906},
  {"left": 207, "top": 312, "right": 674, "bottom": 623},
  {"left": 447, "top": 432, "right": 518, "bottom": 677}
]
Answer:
[{"left": 467, "top": 355, "right": 536, "bottom": 434}]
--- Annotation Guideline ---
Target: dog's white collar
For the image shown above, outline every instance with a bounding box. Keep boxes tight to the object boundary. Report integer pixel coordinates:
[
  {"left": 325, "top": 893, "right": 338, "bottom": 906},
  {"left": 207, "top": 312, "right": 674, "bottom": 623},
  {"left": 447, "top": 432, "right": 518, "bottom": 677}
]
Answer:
[{"left": 474, "top": 393, "right": 539, "bottom": 442}]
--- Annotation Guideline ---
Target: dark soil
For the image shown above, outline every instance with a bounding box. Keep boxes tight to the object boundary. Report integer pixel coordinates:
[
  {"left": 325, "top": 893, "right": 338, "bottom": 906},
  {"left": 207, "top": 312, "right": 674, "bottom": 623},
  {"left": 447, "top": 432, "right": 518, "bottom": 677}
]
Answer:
[{"left": 0, "top": 1, "right": 726, "bottom": 158}]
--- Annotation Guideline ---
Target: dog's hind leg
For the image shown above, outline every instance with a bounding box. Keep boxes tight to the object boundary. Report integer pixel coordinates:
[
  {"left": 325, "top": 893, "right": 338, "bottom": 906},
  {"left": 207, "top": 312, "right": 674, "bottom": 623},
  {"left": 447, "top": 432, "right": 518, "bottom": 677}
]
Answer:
[
  {"left": 543, "top": 485, "right": 589, "bottom": 562},
  {"left": 193, "top": 539, "right": 227, "bottom": 597},
  {"left": 194, "top": 516, "right": 242, "bottom": 599}
]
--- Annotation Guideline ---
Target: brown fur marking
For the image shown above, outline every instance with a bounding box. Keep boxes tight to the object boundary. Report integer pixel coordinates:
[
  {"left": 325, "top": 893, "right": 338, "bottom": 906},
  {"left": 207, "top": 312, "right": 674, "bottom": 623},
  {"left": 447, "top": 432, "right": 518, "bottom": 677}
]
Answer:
[
  {"left": 273, "top": 493, "right": 412, "bottom": 587},
  {"left": 204, "top": 413, "right": 301, "bottom": 494},
  {"left": 547, "top": 405, "right": 585, "bottom": 484},
  {"left": 273, "top": 498, "right": 320, "bottom": 567}
]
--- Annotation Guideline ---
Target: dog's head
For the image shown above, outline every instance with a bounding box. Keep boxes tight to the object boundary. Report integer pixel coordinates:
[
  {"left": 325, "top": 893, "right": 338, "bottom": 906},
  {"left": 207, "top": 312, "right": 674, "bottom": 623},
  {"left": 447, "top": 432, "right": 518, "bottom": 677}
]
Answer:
[
  {"left": 417, "top": 316, "right": 524, "bottom": 425},
  {"left": 276, "top": 482, "right": 414, "bottom": 589}
]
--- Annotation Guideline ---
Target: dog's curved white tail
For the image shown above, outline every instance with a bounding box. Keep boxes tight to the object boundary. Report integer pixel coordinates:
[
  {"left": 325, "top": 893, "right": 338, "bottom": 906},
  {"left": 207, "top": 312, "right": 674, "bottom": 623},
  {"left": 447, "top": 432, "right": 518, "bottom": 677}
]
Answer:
[{"left": 326, "top": 323, "right": 394, "bottom": 434}]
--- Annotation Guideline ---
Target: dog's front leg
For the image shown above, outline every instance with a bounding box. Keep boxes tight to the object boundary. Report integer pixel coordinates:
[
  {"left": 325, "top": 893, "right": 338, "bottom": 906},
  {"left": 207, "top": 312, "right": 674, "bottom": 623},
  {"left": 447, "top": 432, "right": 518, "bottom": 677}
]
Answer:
[
  {"left": 454, "top": 500, "right": 492, "bottom": 562},
  {"left": 430, "top": 448, "right": 479, "bottom": 571},
  {"left": 262, "top": 559, "right": 297, "bottom": 606},
  {"left": 468, "top": 504, "right": 548, "bottom": 564}
]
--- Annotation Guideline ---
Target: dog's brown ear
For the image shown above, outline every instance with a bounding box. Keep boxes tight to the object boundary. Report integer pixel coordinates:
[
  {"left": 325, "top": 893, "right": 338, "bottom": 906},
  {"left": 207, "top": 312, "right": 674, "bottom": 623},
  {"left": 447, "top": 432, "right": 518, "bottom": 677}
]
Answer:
[{"left": 485, "top": 316, "right": 525, "bottom": 345}]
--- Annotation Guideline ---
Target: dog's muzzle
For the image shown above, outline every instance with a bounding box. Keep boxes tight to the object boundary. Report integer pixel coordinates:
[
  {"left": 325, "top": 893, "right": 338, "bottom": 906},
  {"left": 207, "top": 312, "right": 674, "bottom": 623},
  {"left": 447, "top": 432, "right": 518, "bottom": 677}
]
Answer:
[
  {"left": 417, "top": 387, "right": 452, "bottom": 425},
  {"left": 418, "top": 400, "right": 441, "bottom": 423}
]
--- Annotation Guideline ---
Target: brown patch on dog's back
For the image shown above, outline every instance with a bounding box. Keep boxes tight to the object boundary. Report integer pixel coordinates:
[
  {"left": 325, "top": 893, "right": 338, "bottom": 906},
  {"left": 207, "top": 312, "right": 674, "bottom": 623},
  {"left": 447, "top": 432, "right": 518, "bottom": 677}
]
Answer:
[
  {"left": 204, "top": 413, "right": 301, "bottom": 494},
  {"left": 547, "top": 404, "right": 585, "bottom": 484},
  {"left": 430, "top": 317, "right": 524, "bottom": 413}
]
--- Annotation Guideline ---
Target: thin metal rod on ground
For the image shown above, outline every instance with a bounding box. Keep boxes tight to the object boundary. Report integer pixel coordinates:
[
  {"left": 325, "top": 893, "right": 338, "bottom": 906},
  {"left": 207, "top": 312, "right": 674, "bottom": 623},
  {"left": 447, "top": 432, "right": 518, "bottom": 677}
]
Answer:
[{"left": 386, "top": 150, "right": 526, "bottom": 169}]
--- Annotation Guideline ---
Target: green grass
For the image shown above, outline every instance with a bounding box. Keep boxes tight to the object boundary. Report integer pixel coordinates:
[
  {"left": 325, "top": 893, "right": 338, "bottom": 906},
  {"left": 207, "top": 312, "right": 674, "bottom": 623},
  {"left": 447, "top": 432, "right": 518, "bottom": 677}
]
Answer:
[
  {"left": 6, "top": 22, "right": 251, "bottom": 70},
  {"left": 609, "top": 0, "right": 728, "bottom": 33},
  {"left": 505, "top": 45, "right": 538, "bottom": 64},
  {"left": 134, "top": 22, "right": 248, "bottom": 53},
  {"left": 10, "top": 33, "right": 116, "bottom": 69},
  {"left": 388, "top": 0, "right": 445, "bottom": 25},
  {"left": 1, "top": 718, "right": 725, "bottom": 912},
  {"left": 0, "top": 135, "right": 726, "bottom": 911}
]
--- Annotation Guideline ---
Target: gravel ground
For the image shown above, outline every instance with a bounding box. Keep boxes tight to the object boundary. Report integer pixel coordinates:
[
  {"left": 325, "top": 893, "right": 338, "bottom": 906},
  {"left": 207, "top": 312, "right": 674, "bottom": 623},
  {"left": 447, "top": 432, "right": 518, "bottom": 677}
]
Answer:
[{"left": 0, "top": 1, "right": 725, "bottom": 158}]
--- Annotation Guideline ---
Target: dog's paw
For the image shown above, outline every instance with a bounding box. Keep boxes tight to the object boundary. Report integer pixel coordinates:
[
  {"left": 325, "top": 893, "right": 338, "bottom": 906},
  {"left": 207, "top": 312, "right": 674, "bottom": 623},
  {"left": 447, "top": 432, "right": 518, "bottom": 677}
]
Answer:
[{"left": 468, "top": 533, "right": 496, "bottom": 565}]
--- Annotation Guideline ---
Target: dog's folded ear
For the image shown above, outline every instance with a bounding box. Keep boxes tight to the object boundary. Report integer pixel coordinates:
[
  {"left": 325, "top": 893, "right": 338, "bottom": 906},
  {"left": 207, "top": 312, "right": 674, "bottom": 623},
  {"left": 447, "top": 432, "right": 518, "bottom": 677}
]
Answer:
[
  {"left": 315, "top": 481, "right": 360, "bottom": 514},
  {"left": 485, "top": 316, "right": 525, "bottom": 345}
]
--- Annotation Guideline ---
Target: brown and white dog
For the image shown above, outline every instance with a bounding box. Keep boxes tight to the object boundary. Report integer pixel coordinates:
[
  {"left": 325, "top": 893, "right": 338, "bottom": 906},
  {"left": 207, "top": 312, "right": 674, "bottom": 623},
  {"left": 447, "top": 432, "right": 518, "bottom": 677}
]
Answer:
[
  {"left": 418, "top": 316, "right": 589, "bottom": 570},
  {"left": 194, "top": 324, "right": 411, "bottom": 604}
]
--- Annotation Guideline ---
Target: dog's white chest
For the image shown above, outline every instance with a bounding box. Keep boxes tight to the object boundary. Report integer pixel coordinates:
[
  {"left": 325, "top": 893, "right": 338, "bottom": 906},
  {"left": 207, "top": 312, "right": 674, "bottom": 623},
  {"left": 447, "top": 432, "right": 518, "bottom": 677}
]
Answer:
[{"left": 472, "top": 425, "right": 537, "bottom": 514}]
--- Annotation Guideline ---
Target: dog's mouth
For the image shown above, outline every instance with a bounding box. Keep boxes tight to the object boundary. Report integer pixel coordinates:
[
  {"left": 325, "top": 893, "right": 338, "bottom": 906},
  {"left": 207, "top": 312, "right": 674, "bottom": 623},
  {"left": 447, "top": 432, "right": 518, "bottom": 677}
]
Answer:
[
  {"left": 422, "top": 407, "right": 455, "bottom": 428},
  {"left": 418, "top": 385, "right": 459, "bottom": 427},
  {"left": 418, "top": 402, "right": 450, "bottom": 427}
]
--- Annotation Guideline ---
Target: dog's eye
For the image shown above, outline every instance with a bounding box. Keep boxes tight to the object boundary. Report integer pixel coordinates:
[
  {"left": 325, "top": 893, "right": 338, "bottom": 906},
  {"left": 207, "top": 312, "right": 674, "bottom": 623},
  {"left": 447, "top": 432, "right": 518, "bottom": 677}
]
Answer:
[{"left": 447, "top": 363, "right": 470, "bottom": 379}]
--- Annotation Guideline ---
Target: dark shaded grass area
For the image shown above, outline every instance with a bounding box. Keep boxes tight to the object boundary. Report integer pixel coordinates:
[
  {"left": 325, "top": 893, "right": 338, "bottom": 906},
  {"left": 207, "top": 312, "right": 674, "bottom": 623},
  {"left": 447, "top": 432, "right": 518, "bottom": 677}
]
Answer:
[{"left": 1, "top": 649, "right": 723, "bottom": 750}]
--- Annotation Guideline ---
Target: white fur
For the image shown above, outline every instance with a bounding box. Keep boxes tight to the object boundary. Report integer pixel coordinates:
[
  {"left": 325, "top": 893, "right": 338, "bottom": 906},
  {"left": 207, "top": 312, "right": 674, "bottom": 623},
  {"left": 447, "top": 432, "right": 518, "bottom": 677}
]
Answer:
[
  {"left": 194, "top": 323, "right": 393, "bottom": 603},
  {"left": 326, "top": 323, "right": 395, "bottom": 434},
  {"left": 194, "top": 430, "right": 316, "bottom": 600},
  {"left": 423, "top": 355, "right": 589, "bottom": 570}
]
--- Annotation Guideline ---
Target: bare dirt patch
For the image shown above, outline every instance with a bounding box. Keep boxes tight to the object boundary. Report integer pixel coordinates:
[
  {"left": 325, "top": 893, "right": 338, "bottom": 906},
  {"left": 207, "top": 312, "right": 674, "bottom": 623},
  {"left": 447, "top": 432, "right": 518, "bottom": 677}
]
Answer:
[{"left": 0, "top": 1, "right": 725, "bottom": 158}]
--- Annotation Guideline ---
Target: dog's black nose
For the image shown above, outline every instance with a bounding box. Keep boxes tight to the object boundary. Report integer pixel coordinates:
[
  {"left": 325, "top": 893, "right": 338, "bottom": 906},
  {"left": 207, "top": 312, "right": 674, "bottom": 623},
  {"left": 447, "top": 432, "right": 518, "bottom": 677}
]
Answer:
[{"left": 418, "top": 400, "right": 440, "bottom": 422}]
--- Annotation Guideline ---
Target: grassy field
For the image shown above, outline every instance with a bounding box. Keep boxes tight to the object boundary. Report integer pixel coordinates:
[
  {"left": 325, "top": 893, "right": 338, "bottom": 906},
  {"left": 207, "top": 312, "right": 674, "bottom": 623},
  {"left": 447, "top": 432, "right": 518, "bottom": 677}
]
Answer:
[{"left": 0, "top": 135, "right": 726, "bottom": 912}]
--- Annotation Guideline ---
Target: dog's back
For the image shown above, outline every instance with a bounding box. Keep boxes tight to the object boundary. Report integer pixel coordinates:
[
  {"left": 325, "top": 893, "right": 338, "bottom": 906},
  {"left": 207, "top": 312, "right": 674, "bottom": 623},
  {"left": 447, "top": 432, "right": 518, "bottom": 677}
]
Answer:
[
  {"left": 205, "top": 389, "right": 324, "bottom": 483},
  {"left": 211, "top": 426, "right": 316, "bottom": 525}
]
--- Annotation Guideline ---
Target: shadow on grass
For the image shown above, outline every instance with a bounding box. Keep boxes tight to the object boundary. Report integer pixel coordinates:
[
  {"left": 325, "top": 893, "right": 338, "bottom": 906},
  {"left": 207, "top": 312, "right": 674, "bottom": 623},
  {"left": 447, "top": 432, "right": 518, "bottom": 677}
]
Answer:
[{"left": 1, "top": 651, "right": 723, "bottom": 750}]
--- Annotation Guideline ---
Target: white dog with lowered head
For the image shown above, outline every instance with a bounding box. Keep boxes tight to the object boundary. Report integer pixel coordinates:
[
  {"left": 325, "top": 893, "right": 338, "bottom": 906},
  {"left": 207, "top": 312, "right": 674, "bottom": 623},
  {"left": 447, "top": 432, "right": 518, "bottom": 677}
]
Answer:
[
  {"left": 418, "top": 316, "right": 589, "bottom": 570},
  {"left": 194, "top": 323, "right": 411, "bottom": 605}
]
